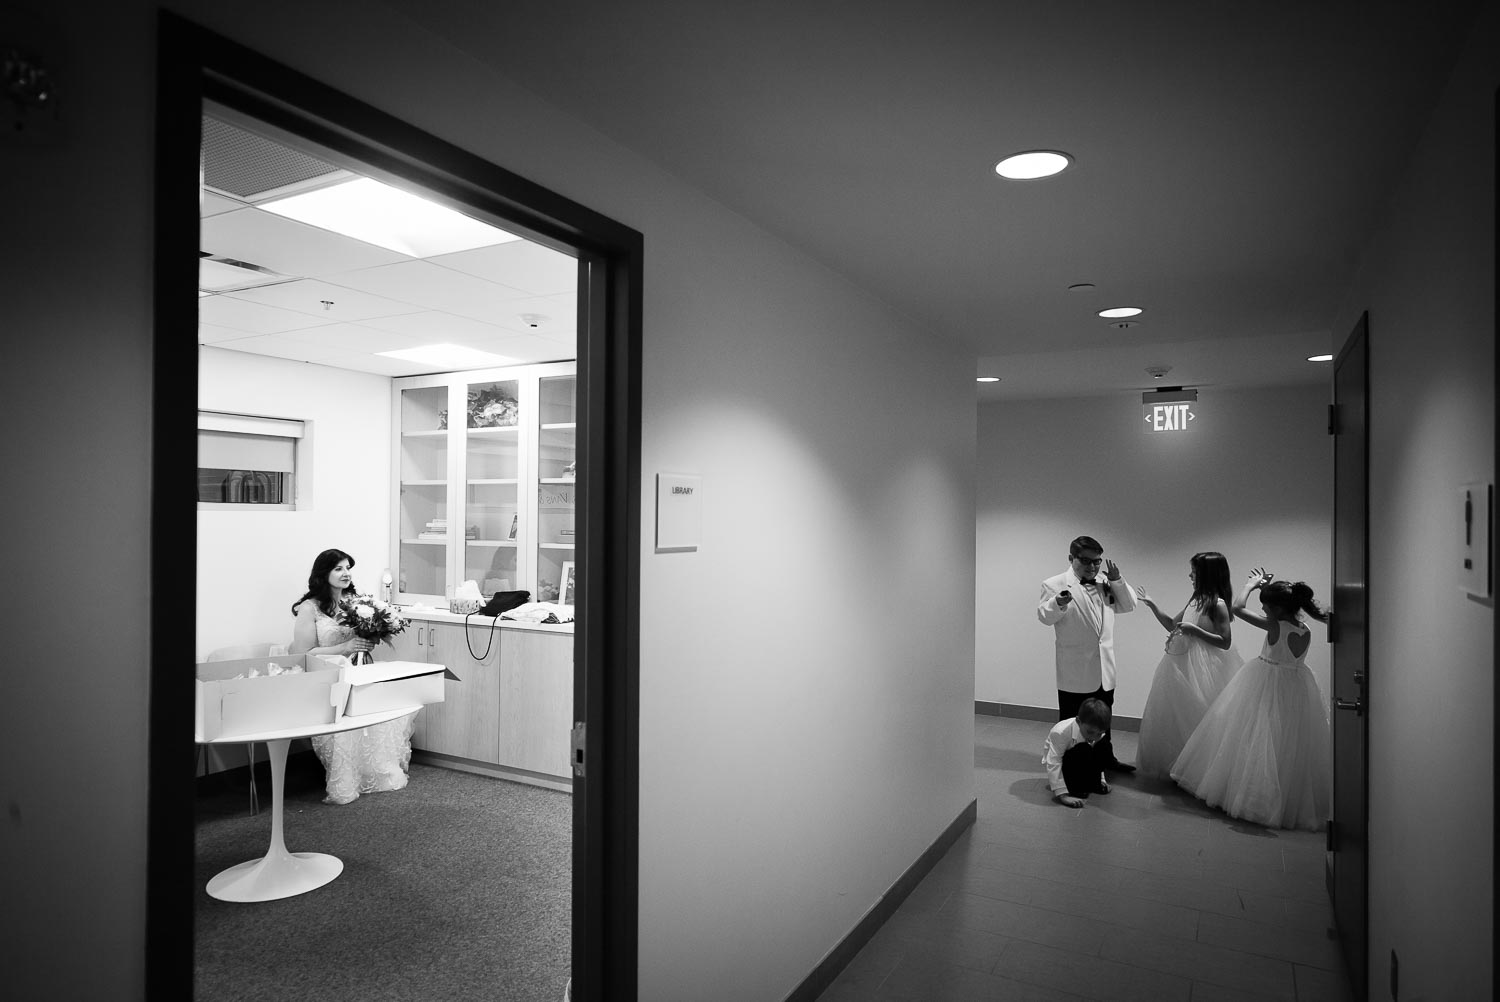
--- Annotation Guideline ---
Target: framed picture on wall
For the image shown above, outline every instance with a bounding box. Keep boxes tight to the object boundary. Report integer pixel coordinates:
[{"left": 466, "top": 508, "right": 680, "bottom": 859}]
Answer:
[{"left": 561, "top": 560, "right": 576, "bottom": 605}]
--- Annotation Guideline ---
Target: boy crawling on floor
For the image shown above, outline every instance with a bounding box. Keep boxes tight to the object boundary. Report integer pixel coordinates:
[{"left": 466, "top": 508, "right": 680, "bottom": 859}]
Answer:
[{"left": 1042, "top": 697, "right": 1111, "bottom": 809}]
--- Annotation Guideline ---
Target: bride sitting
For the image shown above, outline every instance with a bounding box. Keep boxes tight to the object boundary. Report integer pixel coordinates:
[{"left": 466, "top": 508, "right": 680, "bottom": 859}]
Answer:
[{"left": 290, "top": 548, "right": 418, "bottom": 805}]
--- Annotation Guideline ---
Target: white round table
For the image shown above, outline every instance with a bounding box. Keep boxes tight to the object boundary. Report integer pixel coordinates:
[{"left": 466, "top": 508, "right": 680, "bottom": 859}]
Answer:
[{"left": 197, "top": 705, "right": 422, "bottom": 902}]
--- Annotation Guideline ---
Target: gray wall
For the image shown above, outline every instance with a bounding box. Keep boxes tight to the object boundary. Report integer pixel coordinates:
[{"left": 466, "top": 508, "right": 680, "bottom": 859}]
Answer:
[
  {"left": 1329, "top": 3, "right": 1496, "bottom": 995},
  {"left": 3, "top": 2, "right": 976, "bottom": 999},
  {"left": 976, "top": 384, "right": 1333, "bottom": 716}
]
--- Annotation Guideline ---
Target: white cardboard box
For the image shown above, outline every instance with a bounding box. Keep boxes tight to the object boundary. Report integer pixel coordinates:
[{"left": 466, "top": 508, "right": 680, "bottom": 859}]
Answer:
[
  {"left": 195, "top": 654, "right": 344, "bottom": 741},
  {"left": 339, "top": 661, "right": 454, "bottom": 717}
]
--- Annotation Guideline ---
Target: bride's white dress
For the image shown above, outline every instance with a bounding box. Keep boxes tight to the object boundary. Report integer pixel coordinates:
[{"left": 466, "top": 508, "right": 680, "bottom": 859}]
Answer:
[
  {"left": 1135, "top": 607, "right": 1243, "bottom": 778},
  {"left": 308, "top": 606, "right": 418, "bottom": 805},
  {"left": 1170, "top": 618, "right": 1330, "bottom": 830}
]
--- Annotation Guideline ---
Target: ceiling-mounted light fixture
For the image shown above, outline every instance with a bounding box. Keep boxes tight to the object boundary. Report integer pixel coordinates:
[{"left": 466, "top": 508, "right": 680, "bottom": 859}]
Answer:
[
  {"left": 1067, "top": 283, "right": 1095, "bottom": 292},
  {"left": 1098, "top": 307, "right": 1144, "bottom": 319},
  {"left": 259, "top": 177, "right": 522, "bottom": 257},
  {"left": 994, "top": 150, "right": 1072, "bottom": 180},
  {"left": 1307, "top": 353, "right": 1333, "bottom": 362},
  {"left": 976, "top": 376, "right": 1000, "bottom": 383}
]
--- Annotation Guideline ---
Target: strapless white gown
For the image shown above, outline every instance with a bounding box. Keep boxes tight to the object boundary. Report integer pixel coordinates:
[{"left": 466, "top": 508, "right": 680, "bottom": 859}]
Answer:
[
  {"left": 1135, "top": 608, "right": 1243, "bottom": 778},
  {"left": 1171, "top": 620, "right": 1330, "bottom": 830},
  {"left": 308, "top": 607, "right": 418, "bottom": 805}
]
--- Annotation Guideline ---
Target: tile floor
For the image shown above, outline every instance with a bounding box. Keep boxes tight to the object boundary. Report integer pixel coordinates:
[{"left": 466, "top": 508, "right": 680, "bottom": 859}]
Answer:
[{"left": 816, "top": 714, "right": 1354, "bottom": 1002}]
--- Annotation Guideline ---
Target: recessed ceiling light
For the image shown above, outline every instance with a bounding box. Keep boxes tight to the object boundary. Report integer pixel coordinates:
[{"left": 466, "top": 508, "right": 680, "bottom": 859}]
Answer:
[
  {"left": 259, "top": 177, "right": 521, "bottom": 257},
  {"left": 976, "top": 376, "right": 1001, "bottom": 383},
  {"left": 994, "top": 151, "right": 1072, "bottom": 180},
  {"left": 1306, "top": 354, "right": 1333, "bottom": 362},
  {"left": 378, "top": 344, "right": 520, "bottom": 368},
  {"left": 1098, "top": 307, "right": 1143, "bottom": 319}
]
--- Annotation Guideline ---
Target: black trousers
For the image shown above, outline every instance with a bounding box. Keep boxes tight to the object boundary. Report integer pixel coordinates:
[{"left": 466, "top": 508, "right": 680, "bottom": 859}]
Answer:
[
  {"left": 1060, "top": 740, "right": 1103, "bottom": 797},
  {"left": 1058, "top": 686, "right": 1120, "bottom": 767}
]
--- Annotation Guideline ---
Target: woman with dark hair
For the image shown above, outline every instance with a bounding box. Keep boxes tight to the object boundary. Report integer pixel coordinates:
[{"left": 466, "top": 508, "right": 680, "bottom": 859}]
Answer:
[
  {"left": 1132, "top": 552, "right": 1243, "bottom": 778},
  {"left": 289, "top": 548, "right": 416, "bottom": 805},
  {"left": 289, "top": 548, "right": 374, "bottom": 659},
  {"left": 1171, "top": 567, "right": 1331, "bottom": 830}
]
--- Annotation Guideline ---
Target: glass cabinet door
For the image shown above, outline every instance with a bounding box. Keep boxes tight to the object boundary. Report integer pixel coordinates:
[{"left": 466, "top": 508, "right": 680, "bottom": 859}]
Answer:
[
  {"left": 397, "top": 385, "right": 449, "bottom": 600},
  {"left": 535, "top": 374, "right": 576, "bottom": 605},
  {"left": 462, "top": 377, "right": 522, "bottom": 597}
]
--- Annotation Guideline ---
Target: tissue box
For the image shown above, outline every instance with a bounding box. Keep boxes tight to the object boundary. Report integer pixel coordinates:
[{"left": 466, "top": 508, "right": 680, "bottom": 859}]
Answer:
[
  {"left": 195, "top": 654, "right": 344, "bottom": 741},
  {"left": 339, "top": 661, "right": 454, "bottom": 716}
]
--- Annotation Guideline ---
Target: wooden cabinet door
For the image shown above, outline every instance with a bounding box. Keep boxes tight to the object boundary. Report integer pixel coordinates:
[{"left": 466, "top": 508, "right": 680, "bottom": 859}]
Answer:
[
  {"left": 419, "top": 622, "right": 501, "bottom": 762},
  {"left": 498, "top": 629, "right": 574, "bottom": 778}
]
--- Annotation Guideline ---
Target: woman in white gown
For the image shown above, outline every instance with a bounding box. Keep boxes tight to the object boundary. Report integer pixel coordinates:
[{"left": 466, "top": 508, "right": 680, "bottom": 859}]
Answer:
[
  {"left": 290, "top": 548, "right": 418, "bottom": 805},
  {"left": 1170, "top": 568, "right": 1331, "bottom": 830},
  {"left": 1132, "top": 552, "right": 1243, "bottom": 778}
]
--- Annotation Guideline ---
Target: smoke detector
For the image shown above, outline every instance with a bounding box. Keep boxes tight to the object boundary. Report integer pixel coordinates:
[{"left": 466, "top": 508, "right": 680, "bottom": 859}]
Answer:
[
  {"left": 519, "top": 313, "right": 550, "bottom": 329},
  {"left": 1144, "top": 364, "right": 1172, "bottom": 380},
  {"left": 1109, "top": 320, "right": 1140, "bottom": 329}
]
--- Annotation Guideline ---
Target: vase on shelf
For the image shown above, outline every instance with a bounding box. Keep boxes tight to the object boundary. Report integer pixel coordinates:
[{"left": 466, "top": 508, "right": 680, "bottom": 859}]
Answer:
[{"left": 350, "top": 649, "right": 375, "bottom": 666}]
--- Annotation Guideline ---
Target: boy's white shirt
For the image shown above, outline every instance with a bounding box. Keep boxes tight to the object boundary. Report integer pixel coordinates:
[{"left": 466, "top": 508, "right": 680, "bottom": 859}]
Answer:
[{"left": 1041, "top": 717, "right": 1105, "bottom": 795}]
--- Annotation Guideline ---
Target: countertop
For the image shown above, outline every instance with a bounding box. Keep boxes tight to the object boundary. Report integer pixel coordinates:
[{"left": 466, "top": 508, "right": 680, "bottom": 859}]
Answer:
[{"left": 399, "top": 606, "right": 574, "bottom": 634}]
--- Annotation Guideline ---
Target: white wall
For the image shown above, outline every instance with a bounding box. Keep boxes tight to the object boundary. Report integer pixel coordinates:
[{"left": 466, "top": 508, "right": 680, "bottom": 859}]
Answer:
[
  {"left": 5, "top": 2, "right": 976, "bottom": 1000},
  {"left": 197, "top": 347, "right": 392, "bottom": 660},
  {"left": 976, "top": 385, "right": 1332, "bottom": 717},
  {"left": 1331, "top": 3, "right": 1496, "bottom": 996}
]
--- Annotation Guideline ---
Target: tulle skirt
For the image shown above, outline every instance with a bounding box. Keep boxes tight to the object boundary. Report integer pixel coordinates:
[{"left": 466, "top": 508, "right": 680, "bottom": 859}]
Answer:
[
  {"left": 1135, "top": 638, "right": 1243, "bottom": 778},
  {"left": 311, "top": 711, "right": 419, "bottom": 805},
  {"left": 1170, "top": 657, "right": 1331, "bottom": 830}
]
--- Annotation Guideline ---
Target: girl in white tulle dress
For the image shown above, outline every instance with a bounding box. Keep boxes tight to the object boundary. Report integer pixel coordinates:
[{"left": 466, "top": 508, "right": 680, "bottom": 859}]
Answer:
[
  {"left": 1133, "top": 552, "right": 1244, "bottom": 778},
  {"left": 1171, "top": 568, "right": 1331, "bottom": 830},
  {"left": 290, "top": 548, "right": 418, "bottom": 805}
]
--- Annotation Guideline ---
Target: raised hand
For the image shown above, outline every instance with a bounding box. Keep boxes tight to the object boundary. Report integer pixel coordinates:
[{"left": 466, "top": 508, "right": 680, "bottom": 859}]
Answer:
[
  {"left": 1133, "top": 584, "right": 1155, "bottom": 607},
  {"left": 1105, "top": 558, "right": 1121, "bottom": 581}
]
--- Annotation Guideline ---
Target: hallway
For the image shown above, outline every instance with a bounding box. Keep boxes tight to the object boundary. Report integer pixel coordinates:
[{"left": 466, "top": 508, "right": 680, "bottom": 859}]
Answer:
[{"left": 819, "top": 714, "right": 1353, "bottom": 1002}]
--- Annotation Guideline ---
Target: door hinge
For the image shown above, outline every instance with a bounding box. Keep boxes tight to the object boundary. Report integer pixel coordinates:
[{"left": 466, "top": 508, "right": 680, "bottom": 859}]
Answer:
[
  {"left": 570, "top": 722, "right": 586, "bottom": 778},
  {"left": 1328, "top": 402, "right": 1338, "bottom": 435},
  {"left": 1327, "top": 611, "right": 1338, "bottom": 644},
  {"left": 1326, "top": 818, "right": 1337, "bottom": 853}
]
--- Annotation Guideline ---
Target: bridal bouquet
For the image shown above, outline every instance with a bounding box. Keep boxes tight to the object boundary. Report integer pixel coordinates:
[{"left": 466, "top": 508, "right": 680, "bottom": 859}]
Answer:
[{"left": 337, "top": 593, "right": 411, "bottom": 647}]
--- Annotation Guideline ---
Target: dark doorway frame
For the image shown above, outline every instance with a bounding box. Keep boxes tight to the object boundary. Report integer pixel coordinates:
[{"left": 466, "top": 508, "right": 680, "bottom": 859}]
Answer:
[{"left": 150, "top": 13, "right": 641, "bottom": 1000}]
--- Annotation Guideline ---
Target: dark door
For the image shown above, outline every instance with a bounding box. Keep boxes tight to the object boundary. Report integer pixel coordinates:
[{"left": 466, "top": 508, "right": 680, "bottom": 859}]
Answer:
[{"left": 1331, "top": 313, "right": 1369, "bottom": 1000}]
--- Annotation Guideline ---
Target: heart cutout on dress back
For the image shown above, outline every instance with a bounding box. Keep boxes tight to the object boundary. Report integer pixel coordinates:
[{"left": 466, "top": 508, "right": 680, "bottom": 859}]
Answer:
[{"left": 1287, "top": 627, "right": 1310, "bottom": 660}]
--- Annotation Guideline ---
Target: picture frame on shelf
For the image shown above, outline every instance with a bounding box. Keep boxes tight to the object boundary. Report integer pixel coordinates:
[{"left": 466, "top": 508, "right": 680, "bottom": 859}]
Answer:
[
  {"left": 507, "top": 513, "right": 519, "bottom": 540},
  {"left": 561, "top": 560, "right": 576, "bottom": 605}
]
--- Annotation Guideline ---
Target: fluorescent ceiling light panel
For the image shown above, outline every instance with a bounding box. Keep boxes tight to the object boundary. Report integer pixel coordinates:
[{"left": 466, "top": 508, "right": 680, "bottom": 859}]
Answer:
[
  {"left": 258, "top": 177, "right": 521, "bottom": 257},
  {"left": 377, "top": 343, "right": 520, "bottom": 367}
]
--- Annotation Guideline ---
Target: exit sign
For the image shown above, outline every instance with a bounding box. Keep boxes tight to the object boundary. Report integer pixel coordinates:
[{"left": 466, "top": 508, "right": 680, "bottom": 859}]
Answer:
[{"left": 1142, "top": 389, "right": 1198, "bottom": 433}]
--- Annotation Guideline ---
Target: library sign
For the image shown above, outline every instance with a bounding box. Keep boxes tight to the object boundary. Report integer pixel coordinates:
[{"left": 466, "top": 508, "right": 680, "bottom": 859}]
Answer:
[{"left": 1142, "top": 388, "right": 1198, "bottom": 433}]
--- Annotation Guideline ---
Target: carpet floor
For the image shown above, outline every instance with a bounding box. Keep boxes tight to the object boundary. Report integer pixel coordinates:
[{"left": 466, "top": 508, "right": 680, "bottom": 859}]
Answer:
[{"left": 194, "top": 754, "right": 571, "bottom": 1002}]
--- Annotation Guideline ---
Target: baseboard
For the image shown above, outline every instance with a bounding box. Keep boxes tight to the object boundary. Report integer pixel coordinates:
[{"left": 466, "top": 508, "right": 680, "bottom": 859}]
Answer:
[
  {"left": 974, "top": 700, "right": 1141, "bottom": 733},
  {"left": 783, "top": 797, "right": 978, "bottom": 1002},
  {"left": 412, "top": 750, "right": 573, "bottom": 793}
]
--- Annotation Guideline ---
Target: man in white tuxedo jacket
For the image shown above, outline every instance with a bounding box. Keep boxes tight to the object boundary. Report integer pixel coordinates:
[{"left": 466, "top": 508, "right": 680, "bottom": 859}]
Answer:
[{"left": 1037, "top": 535, "right": 1138, "bottom": 772}]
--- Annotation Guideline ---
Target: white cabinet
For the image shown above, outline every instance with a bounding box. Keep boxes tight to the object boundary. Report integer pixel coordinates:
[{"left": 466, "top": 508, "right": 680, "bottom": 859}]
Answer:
[{"left": 391, "top": 363, "right": 575, "bottom": 607}]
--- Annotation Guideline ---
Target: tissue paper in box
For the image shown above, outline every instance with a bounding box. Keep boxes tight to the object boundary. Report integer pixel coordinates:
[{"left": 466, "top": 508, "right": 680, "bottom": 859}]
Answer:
[
  {"left": 195, "top": 654, "right": 344, "bottom": 741},
  {"left": 340, "top": 661, "right": 455, "bottom": 716}
]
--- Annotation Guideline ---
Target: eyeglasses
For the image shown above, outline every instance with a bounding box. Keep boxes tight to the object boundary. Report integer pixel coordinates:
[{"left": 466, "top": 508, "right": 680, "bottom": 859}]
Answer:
[{"left": 1073, "top": 555, "right": 1104, "bottom": 567}]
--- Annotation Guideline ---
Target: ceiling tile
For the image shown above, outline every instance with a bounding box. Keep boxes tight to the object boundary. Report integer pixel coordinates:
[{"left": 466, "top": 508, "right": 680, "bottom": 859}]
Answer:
[
  {"left": 328, "top": 260, "right": 534, "bottom": 324},
  {"left": 221, "top": 278, "right": 427, "bottom": 323},
  {"left": 198, "top": 322, "right": 256, "bottom": 344},
  {"left": 201, "top": 206, "right": 408, "bottom": 279},
  {"left": 198, "top": 295, "right": 341, "bottom": 335},
  {"left": 430, "top": 240, "right": 578, "bottom": 296},
  {"left": 208, "top": 332, "right": 346, "bottom": 363},
  {"left": 200, "top": 191, "right": 244, "bottom": 217},
  {"left": 267, "top": 322, "right": 430, "bottom": 355}
]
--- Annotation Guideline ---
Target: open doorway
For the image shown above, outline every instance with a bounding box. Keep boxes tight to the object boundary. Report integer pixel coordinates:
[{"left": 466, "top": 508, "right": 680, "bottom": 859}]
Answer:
[{"left": 152, "top": 14, "right": 641, "bottom": 1001}]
